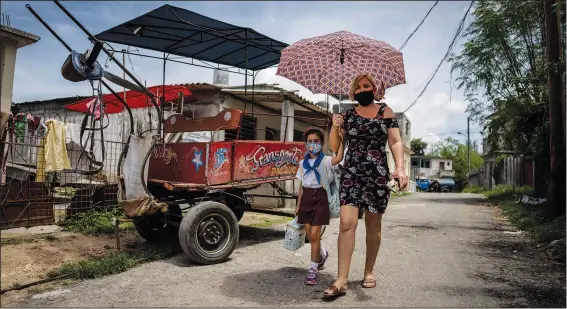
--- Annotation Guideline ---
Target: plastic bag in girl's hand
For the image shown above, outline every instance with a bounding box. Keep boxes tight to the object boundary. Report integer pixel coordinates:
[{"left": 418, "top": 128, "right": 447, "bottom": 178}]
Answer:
[{"left": 283, "top": 218, "right": 306, "bottom": 251}]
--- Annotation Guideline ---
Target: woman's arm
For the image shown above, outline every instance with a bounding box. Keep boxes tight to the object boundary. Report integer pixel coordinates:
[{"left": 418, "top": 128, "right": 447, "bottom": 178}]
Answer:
[
  {"left": 329, "top": 114, "right": 346, "bottom": 153},
  {"left": 384, "top": 106, "right": 409, "bottom": 188},
  {"left": 331, "top": 138, "right": 345, "bottom": 166},
  {"left": 384, "top": 107, "right": 404, "bottom": 171}
]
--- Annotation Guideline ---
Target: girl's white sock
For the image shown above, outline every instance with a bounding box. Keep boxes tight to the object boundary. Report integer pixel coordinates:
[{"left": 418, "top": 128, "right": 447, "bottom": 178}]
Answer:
[
  {"left": 309, "top": 262, "right": 318, "bottom": 270},
  {"left": 320, "top": 245, "right": 327, "bottom": 259}
]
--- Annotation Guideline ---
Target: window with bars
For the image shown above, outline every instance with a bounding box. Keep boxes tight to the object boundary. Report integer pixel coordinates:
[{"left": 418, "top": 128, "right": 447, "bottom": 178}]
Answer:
[{"left": 225, "top": 115, "right": 257, "bottom": 141}]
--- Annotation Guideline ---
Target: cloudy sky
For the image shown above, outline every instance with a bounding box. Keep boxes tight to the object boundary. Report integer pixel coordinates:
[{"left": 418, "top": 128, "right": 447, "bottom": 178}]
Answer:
[{"left": 3, "top": 0, "right": 483, "bottom": 149}]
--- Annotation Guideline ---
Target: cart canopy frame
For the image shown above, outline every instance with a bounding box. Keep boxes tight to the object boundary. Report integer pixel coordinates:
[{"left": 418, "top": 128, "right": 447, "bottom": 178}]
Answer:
[{"left": 94, "top": 4, "right": 288, "bottom": 72}]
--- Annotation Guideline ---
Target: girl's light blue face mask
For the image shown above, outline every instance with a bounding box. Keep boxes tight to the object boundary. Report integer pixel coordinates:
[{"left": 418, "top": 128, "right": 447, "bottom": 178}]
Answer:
[{"left": 306, "top": 142, "right": 322, "bottom": 154}]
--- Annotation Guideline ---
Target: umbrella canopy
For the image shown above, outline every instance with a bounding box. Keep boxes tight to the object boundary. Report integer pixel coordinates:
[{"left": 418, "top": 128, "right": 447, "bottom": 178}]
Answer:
[
  {"left": 276, "top": 30, "right": 406, "bottom": 97},
  {"left": 64, "top": 85, "right": 193, "bottom": 114}
]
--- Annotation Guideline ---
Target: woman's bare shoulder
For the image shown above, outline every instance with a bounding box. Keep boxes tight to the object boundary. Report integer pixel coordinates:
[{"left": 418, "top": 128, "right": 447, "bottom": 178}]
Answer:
[{"left": 382, "top": 104, "right": 395, "bottom": 119}]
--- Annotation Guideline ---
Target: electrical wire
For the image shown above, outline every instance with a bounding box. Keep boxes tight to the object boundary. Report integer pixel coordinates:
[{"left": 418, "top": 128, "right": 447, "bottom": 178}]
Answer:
[
  {"left": 400, "top": 0, "right": 439, "bottom": 51},
  {"left": 403, "top": 1, "right": 475, "bottom": 113}
]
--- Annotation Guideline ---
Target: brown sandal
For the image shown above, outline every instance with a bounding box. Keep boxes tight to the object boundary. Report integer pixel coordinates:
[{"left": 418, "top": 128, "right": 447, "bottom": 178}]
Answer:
[
  {"left": 323, "top": 285, "right": 347, "bottom": 298},
  {"left": 361, "top": 277, "right": 376, "bottom": 288}
]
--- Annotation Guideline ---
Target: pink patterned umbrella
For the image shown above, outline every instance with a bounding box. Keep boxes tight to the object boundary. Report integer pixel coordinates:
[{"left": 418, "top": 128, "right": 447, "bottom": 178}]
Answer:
[{"left": 276, "top": 30, "right": 406, "bottom": 97}]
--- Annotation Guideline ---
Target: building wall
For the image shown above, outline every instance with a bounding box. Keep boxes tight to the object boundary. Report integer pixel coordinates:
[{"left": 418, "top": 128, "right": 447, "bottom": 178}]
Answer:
[
  {"left": 411, "top": 157, "right": 455, "bottom": 178},
  {"left": 395, "top": 113, "right": 411, "bottom": 150},
  {"left": 1, "top": 39, "right": 17, "bottom": 113}
]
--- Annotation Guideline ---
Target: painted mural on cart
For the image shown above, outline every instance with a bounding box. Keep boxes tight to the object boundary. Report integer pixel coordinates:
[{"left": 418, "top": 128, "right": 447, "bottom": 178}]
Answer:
[
  {"left": 233, "top": 141, "right": 305, "bottom": 181},
  {"left": 207, "top": 142, "right": 232, "bottom": 185},
  {"left": 148, "top": 143, "right": 208, "bottom": 184}
]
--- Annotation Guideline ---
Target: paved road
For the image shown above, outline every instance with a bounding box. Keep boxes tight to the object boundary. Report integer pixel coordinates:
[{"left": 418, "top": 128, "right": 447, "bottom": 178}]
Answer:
[{"left": 19, "top": 193, "right": 566, "bottom": 307}]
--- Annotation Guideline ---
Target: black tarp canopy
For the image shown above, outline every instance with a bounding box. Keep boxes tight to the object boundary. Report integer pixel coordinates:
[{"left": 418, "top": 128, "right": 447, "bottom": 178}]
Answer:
[{"left": 94, "top": 5, "right": 288, "bottom": 71}]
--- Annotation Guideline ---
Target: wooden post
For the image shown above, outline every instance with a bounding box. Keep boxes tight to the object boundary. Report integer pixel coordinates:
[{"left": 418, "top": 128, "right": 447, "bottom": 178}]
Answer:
[{"left": 544, "top": 0, "right": 566, "bottom": 216}]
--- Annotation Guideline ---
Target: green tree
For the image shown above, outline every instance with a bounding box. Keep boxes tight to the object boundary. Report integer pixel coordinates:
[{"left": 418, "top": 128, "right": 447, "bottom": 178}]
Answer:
[
  {"left": 448, "top": 0, "right": 561, "bottom": 199},
  {"left": 428, "top": 137, "right": 484, "bottom": 190},
  {"left": 410, "top": 138, "right": 428, "bottom": 156}
]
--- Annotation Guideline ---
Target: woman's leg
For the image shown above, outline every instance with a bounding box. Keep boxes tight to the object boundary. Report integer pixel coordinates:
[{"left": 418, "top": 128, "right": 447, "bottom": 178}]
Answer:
[
  {"left": 363, "top": 211, "right": 383, "bottom": 286},
  {"left": 325, "top": 205, "right": 359, "bottom": 293}
]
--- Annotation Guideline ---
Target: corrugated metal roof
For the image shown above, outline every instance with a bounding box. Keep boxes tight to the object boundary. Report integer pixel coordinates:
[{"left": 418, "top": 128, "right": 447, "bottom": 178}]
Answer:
[{"left": 15, "top": 95, "right": 90, "bottom": 106}]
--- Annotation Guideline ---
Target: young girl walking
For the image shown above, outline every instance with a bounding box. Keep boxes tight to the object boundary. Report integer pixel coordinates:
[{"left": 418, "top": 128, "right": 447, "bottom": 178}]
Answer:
[{"left": 295, "top": 128, "right": 344, "bottom": 285}]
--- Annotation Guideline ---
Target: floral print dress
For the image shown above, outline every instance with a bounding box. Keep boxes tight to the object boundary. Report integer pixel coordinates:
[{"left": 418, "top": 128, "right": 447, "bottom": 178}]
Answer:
[{"left": 339, "top": 104, "right": 399, "bottom": 214}]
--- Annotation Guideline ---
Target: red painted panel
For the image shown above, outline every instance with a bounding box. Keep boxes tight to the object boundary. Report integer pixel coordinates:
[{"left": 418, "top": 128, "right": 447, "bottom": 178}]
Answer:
[
  {"left": 148, "top": 143, "right": 208, "bottom": 184},
  {"left": 233, "top": 141, "right": 306, "bottom": 181},
  {"left": 207, "top": 142, "right": 233, "bottom": 185}
]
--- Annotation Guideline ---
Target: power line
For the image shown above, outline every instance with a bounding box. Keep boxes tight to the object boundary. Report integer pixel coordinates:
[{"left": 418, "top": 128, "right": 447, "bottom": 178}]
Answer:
[
  {"left": 400, "top": 1, "right": 439, "bottom": 51},
  {"left": 403, "top": 1, "right": 475, "bottom": 113}
]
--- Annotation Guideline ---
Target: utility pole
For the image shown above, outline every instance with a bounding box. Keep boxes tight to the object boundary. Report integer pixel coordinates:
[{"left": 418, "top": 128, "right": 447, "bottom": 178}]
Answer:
[
  {"left": 544, "top": 0, "right": 566, "bottom": 216},
  {"left": 467, "top": 116, "right": 470, "bottom": 184}
]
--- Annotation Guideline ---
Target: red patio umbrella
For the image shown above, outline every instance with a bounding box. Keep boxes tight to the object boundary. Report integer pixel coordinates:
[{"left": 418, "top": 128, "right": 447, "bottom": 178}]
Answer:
[{"left": 64, "top": 85, "right": 193, "bottom": 114}]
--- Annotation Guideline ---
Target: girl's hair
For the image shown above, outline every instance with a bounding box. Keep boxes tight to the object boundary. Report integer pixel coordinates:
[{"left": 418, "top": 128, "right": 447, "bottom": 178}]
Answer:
[
  {"left": 349, "top": 74, "right": 386, "bottom": 101},
  {"left": 304, "top": 127, "right": 325, "bottom": 144}
]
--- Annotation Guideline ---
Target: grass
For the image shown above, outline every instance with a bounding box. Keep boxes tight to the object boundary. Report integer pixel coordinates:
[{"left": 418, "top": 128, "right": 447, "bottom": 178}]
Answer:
[
  {"left": 1, "top": 234, "right": 60, "bottom": 246},
  {"left": 463, "top": 185, "right": 485, "bottom": 193},
  {"left": 482, "top": 185, "right": 566, "bottom": 261},
  {"left": 63, "top": 208, "right": 134, "bottom": 236},
  {"left": 249, "top": 216, "right": 290, "bottom": 228},
  {"left": 47, "top": 241, "right": 179, "bottom": 280}
]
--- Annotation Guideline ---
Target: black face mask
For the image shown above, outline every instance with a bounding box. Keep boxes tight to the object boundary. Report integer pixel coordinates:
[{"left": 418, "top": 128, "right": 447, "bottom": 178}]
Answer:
[{"left": 354, "top": 90, "right": 375, "bottom": 106}]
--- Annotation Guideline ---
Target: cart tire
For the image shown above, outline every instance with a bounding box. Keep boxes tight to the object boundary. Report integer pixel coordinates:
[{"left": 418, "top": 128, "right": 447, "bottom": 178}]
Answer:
[
  {"left": 134, "top": 214, "right": 177, "bottom": 243},
  {"left": 178, "top": 201, "right": 239, "bottom": 265}
]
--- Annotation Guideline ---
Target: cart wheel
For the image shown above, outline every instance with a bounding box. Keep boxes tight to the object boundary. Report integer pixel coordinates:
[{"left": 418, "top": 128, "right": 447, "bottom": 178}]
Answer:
[
  {"left": 178, "top": 201, "right": 239, "bottom": 265},
  {"left": 134, "top": 214, "right": 177, "bottom": 243}
]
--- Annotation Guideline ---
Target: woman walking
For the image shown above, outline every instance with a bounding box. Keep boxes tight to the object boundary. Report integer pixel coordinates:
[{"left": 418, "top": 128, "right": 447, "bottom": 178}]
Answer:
[{"left": 324, "top": 74, "right": 408, "bottom": 298}]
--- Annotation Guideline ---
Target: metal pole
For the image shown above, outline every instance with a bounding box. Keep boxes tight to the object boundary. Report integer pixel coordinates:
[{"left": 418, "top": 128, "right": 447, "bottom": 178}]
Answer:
[
  {"left": 48, "top": 0, "right": 162, "bottom": 137},
  {"left": 467, "top": 116, "right": 470, "bottom": 184}
]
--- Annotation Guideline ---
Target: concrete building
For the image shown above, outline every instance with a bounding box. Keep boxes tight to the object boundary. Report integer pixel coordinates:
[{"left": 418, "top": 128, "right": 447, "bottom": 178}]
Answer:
[
  {"left": 1, "top": 22, "right": 40, "bottom": 185},
  {"left": 411, "top": 156, "right": 455, "bottom": 178}
]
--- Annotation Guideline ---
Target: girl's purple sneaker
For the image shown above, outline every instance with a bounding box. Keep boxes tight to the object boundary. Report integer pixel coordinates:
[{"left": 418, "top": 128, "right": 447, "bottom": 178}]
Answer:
[{"left": 305, "top": 269, "right": 318, "bottom": 285}]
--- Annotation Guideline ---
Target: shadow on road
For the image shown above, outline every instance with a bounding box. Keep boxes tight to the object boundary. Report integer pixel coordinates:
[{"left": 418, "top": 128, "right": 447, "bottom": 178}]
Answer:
[
  {"left": 437, "top": 229, "right": 566, "bottom": 307},
  {"left": 219, "top": 266, "right": 375, "bottom": 306},
  {"left": 165, "top": 225, "right": 285, "bottom": 268},
  {"left": 418, "top": 195, "right": 488, "bottom": 206}
]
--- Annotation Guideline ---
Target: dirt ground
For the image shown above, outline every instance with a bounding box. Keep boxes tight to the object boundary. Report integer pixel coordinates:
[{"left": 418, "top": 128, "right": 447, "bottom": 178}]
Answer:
[{"left": 0, "top": 212, "right": 290, "bottom": 307}]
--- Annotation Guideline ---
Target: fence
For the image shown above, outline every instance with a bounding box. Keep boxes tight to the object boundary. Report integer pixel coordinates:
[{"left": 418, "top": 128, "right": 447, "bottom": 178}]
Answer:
[
  {"left": 468, "top": 156, "right": 535, "bottom": 190},
  {"left": 1, "top": 117, "right": 127, "bottom": 229}
]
